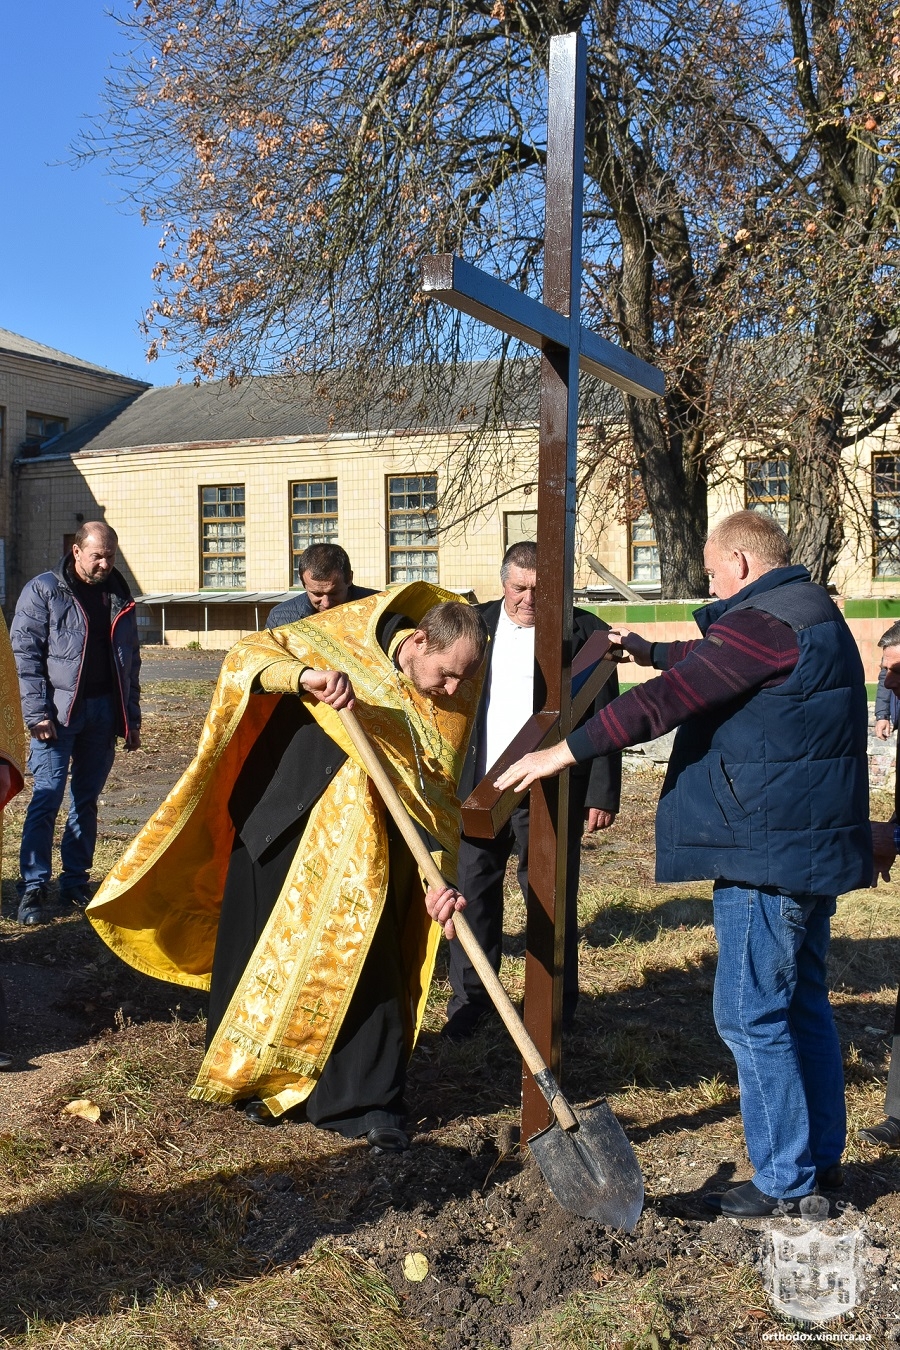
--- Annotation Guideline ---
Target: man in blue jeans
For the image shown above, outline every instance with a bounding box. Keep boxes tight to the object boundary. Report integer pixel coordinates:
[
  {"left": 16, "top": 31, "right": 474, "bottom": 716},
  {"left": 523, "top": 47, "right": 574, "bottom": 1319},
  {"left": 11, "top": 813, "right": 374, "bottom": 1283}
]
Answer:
[
  {"left": 492, "top": 510, "right": 871, "bottom": 1217},
  {"left": 11, "top": 522, "right": 141, "bottom": 925}
]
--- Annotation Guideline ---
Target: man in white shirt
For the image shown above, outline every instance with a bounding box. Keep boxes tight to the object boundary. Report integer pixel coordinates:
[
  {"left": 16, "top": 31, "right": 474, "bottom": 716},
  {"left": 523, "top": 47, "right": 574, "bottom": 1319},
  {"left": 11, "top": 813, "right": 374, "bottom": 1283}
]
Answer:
[{"left": 443, "top": 541, "right": 621, "bottom": 1039}]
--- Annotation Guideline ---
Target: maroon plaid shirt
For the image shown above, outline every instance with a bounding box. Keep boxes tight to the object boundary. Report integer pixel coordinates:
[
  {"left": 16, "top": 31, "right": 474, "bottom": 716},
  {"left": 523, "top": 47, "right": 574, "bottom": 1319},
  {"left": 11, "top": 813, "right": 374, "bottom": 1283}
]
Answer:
[{"left": 566, "top": 608, "right": 800, "bottom": 762}]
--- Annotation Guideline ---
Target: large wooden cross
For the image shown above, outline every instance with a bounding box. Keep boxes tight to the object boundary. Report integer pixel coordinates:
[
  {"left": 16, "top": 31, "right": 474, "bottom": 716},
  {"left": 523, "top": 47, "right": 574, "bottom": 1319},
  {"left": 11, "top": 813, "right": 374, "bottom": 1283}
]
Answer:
[{"left": 423, "top": 31, "right": 663, "bottom": 1140}]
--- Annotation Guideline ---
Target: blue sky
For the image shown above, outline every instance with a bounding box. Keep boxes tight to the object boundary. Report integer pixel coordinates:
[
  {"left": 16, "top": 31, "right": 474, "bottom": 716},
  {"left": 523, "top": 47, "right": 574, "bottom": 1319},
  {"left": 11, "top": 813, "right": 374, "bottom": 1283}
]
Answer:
[{"left": 0, "top": 3, "right": 183, "bottom": 384}]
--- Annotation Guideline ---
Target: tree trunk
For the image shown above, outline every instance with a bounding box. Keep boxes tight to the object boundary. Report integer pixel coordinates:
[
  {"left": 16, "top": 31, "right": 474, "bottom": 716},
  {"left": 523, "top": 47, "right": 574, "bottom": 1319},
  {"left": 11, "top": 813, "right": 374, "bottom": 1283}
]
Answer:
[
  {"left": 789, "top": 403, "right": 845, "bottom": 586},
  {"left": 614, "top": 209, "right": 709, "bottom": 598},
  {"left": 628, "top": 393, "right": 709, "bottom": 597}
]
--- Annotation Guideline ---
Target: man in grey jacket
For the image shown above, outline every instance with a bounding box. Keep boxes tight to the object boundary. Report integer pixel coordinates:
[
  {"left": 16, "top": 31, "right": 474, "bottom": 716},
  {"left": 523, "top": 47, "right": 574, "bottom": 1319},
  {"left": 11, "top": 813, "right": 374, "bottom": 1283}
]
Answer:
[{"left": 11, "top": 522, "right": 141, "bottom": 925}]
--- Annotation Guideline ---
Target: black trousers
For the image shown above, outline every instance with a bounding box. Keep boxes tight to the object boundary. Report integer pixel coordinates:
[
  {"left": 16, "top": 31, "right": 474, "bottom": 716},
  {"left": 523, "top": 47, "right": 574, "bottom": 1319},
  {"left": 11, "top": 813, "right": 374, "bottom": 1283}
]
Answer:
[
  {"left": 885, "top": 983, "right": 900, "bottom": 1120},
  {"left": 885, "top": 768, "right": 900, "bottom": 1119},
  {"left": 447, "top": 779, "right": 588, "bottom": 1022},
  {"left": 207, "top": 818, "right": 414, "bottom": 1136}
]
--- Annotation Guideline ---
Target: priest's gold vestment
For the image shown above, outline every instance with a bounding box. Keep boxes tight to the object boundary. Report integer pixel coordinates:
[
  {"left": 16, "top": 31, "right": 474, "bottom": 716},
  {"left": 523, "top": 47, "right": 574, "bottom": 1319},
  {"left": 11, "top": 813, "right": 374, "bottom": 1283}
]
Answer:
[{"left": 87, "top": 583, "right": 481, "bottom": 1115}]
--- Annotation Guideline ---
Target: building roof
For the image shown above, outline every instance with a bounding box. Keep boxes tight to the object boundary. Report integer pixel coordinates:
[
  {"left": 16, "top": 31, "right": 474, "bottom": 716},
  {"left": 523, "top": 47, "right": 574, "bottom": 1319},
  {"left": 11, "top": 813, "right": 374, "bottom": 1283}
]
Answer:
[
  {"left": 39, "top": 363, "right": 556, "bottom": 457},
  {"left": 0, "top": 327, "right": 150, "bottom": 386},
  {"left": 31, "top": 360, "right": 627, "bottom": 459}
]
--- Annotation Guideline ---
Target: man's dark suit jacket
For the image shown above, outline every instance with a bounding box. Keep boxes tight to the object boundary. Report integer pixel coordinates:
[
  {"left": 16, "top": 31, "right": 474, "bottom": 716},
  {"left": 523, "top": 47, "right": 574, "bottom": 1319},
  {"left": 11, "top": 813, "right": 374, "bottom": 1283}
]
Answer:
[
  {"left": 268, "top": 584, "right": 376, "bottom": 627},
  {"left": 457, "top": 600, "right": 621, "bottom": 813}
]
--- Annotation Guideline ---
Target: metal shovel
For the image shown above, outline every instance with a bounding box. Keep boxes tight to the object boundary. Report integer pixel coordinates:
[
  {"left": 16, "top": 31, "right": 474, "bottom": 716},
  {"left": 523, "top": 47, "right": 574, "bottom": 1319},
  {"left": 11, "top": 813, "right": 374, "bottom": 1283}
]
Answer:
[{"left": 338, "top": 707, "right": 644, "bottom": 1232}]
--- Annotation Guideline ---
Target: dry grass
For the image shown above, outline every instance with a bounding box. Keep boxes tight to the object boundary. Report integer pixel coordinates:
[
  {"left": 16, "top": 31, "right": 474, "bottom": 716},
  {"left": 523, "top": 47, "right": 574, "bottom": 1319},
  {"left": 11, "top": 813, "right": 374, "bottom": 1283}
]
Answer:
[
  {"left": 2, "top": 710, "right": 900, "bottom": 1347},
  {"left": 7, "top": 1244, "right": 426, "bottom": 1350},
  {"left": 523, "top": 1256, "right": 768, "bottom": 1350}
]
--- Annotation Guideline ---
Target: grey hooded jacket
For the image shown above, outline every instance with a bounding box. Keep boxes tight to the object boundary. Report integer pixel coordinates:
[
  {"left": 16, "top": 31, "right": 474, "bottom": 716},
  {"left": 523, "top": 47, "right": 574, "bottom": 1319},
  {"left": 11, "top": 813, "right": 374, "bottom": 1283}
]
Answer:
[{"left": 11, "top": 555, "right": 141, "bottom": 736}]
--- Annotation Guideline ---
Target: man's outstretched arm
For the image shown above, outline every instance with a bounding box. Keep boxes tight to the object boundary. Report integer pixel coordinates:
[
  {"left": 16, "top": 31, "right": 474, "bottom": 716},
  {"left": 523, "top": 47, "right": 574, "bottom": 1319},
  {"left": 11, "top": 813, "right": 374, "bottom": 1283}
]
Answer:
[{"left": 496, "top": 608, "right": 798, "bottom": 792}]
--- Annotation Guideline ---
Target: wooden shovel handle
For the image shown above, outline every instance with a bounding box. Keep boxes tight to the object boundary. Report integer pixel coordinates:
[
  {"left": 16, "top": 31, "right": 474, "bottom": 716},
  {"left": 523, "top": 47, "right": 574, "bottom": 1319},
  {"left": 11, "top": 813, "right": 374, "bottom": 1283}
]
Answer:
[{"left": 337, "top": 706, "right": 577, "bottom": 1131}]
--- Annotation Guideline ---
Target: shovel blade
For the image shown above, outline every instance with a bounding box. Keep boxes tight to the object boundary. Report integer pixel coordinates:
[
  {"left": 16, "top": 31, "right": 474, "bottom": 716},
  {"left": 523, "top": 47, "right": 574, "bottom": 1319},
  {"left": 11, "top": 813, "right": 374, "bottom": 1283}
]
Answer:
[{"left": 528, "top": 1099, "right": 644, "bottom": 1232}]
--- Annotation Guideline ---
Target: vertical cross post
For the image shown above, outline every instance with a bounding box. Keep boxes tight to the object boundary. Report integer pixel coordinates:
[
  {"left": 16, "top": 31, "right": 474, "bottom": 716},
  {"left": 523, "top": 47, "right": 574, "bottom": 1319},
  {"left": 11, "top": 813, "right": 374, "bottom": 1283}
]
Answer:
[
  {"left": 421, "top": 29, "right": 662, "bottom": 1147},
  {"left": 521, "top": 34, "right": 586, "bottom": 1138}
]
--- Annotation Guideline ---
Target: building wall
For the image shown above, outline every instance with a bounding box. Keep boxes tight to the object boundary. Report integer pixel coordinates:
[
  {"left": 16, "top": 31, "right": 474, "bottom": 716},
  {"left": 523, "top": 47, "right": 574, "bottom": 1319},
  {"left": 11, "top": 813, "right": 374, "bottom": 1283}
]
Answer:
[
  {"left": 0, "top": 350, "right": 146, "bottom": 603},
  {"left": 14, "top": 421, "right": 900, "bottom": 660},
  {"left": 17, "top": 429, "right": 556, "bottom": 645}
]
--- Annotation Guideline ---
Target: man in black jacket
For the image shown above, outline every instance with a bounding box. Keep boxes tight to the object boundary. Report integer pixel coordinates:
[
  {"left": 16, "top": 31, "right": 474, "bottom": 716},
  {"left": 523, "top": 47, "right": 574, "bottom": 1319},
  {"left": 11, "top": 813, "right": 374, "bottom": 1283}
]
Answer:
[
  {"left": 443, "top": 541, "right": 621, "bottom": 1039},
  {"left": 268, "top": 543, "right": 375, "bottom": 626}
]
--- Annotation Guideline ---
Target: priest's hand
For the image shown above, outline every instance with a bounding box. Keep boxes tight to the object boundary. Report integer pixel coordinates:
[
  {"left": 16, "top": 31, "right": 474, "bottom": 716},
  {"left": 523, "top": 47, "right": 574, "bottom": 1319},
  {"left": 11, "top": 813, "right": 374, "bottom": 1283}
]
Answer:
[
  {"left": 494, "top": 740, "right": 576, "bottom": 793},
  {"left": 584, "top": 808, "right": 615, "bottom": 833},
  {"left": 299, "top": 668, "right": 356, "bottom": 710},
  {"left": 871, "top": 820, "right": 897, "bottom": 885},
  {"left": 607, "top": 627, "right": 654, "bottom": 666},
  {"left": 425, "top": 884, "right": 466, "bottom": 939}
]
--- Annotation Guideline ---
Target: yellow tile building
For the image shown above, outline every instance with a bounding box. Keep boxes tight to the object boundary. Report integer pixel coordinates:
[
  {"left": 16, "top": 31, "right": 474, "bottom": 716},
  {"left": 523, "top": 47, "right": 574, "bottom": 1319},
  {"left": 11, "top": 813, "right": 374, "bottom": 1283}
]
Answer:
[
  {"left": 0, "top": 328, "right": 148, "bottom": 604},
  {"left": 7, "top": 351, "right": 899, "bottom": 683}
]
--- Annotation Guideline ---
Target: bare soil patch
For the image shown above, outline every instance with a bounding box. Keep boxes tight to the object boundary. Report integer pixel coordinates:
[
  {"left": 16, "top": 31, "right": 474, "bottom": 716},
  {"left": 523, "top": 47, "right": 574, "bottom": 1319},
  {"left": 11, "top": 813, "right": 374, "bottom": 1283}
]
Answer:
[{"left": 1, "top": 678, "right": 900, "bottom": 1346}]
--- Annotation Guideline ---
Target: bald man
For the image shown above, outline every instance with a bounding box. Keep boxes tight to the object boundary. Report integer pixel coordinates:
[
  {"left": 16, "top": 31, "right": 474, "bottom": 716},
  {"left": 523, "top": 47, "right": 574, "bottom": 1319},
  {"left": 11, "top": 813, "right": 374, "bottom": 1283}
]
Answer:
[
  {"left": 492, "top": 510, "right": 870, "bottom": 1219},
  {"left": 11, "top": 522, "right": 141, "bottom": 925}
]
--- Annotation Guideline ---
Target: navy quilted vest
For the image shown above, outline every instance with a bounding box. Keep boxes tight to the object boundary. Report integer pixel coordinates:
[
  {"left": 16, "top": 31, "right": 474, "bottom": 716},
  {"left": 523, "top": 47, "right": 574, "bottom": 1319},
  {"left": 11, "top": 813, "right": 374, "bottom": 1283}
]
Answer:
[{"left": 655, "top": 566, "right": 871, "bottom": 895}]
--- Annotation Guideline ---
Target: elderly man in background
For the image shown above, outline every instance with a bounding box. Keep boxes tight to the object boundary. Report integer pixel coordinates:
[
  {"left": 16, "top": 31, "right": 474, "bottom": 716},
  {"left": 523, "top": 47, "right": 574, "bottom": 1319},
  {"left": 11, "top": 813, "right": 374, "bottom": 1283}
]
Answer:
[
  {"left": 11, "top": 522, "right": 140, "bottom": 926},
  {"left": 859, "top": 620, "right": 900, "bottom": 1147},
  {"left": 875, "top": 642, "right": 900, "bottom": 744},
  {"left": 489, "top": 510, "right": 870, "bottom": 1218},
  {"left": 443, "top": 540, "right": 621, "bottom": 1040},
  {"left": 268, "top": 543, "right": 375, "bottom": 626}
]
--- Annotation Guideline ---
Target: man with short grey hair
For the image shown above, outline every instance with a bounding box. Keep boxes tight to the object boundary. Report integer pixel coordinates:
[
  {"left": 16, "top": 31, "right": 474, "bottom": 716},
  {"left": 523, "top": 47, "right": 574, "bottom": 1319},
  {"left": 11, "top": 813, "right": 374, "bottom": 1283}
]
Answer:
[
  {"left": 493, "top": 510, "right": 870, "bottom": 1217},
  {"left": 442, "top": 539, "right": 621, "bottom": 1040},
  {"left": 11, "top": 522, "right": 141, "bottom": 924}
]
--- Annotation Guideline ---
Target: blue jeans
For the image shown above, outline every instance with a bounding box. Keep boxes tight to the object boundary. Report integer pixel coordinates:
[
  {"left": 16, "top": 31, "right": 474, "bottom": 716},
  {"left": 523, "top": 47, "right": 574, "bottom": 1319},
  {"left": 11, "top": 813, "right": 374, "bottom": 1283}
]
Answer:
[
  {"left": 19, "top": 695, "right": 118, "bottom": 893},
  {"left": 712, "top": 882, "right": 846, "bottom": 1199}
]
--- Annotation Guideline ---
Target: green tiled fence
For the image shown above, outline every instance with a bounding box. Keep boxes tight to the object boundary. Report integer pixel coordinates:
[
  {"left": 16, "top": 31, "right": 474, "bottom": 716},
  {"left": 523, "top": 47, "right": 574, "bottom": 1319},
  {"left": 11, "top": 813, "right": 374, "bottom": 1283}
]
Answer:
[{"left": 581, "top": 598, "right": 900, "bottom": 623}]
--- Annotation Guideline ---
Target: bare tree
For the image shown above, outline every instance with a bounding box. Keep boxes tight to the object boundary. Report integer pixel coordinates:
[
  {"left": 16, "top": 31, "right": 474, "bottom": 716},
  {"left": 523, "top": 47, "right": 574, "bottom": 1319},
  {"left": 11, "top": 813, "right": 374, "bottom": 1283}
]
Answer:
[{"left": 82, "top": 0, "right": 900, "bottom": 593}]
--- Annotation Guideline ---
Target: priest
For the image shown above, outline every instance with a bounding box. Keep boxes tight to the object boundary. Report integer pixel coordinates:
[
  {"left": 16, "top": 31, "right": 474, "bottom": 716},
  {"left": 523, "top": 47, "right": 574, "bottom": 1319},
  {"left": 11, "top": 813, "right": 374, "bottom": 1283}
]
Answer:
[{"left": 88, "top": 584, "right": 486, "bottom": 1151}]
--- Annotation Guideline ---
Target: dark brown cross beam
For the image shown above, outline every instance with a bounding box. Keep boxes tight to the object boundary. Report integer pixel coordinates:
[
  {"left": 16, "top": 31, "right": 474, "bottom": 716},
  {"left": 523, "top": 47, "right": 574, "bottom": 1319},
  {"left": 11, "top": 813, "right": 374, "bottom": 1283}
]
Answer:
[{"left": 423, "top": 31, "right": 663, "bottom": 1140}]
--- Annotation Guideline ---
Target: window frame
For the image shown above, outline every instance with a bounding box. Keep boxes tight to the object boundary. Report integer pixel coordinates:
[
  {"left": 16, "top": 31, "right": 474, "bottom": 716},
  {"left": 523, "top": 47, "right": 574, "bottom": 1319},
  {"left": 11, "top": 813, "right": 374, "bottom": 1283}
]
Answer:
[
  {"left": 873, "top": 452, "right": 900, "bottom": 580},
  {"left": 745, "top": 456, "right": 790, "bottom": 526},
  {"left": 503, "top": 510, "right": 538, "bottom": 552},
  {"left": 200, "top": 483, "right": 247, "bottom": 590},
  {"left": 24, "top": 411, "right": 68, "bottom": 450},
  {"left": 386, "top": 474, "right": 439, "bottom": 584},
  {"left": 289, "top": 478, "right": 339, "bottom": 587},
  {"left": 626, "top": 475, "right": 660, "bottom": 585}
]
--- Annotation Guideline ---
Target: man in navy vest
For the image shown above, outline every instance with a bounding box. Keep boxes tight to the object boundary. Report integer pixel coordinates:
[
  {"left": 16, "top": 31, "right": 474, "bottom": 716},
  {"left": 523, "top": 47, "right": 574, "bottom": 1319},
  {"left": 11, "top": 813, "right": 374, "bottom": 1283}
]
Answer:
[{"left": 485, "top": 510, "right": 871, "bottom": 1218}]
